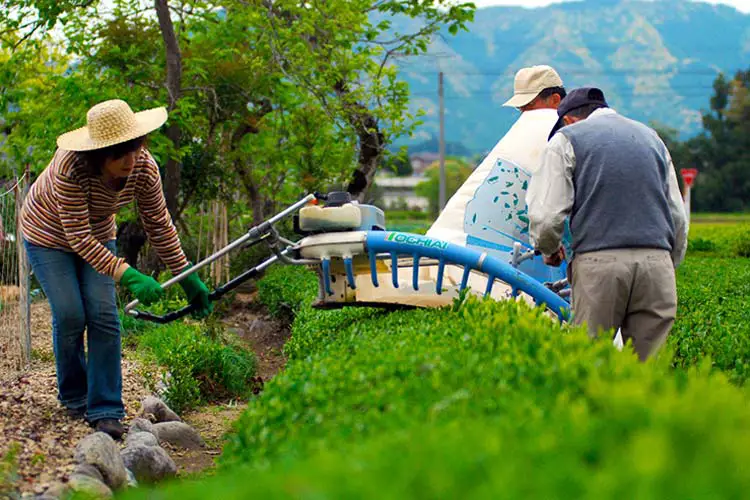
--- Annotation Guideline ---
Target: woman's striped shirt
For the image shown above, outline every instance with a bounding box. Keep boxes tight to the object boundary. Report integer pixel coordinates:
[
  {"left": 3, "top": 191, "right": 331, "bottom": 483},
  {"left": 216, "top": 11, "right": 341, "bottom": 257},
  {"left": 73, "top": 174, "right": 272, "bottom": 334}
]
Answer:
[{"left": 21, "top": 148, "right": 189, "bottom": 278}]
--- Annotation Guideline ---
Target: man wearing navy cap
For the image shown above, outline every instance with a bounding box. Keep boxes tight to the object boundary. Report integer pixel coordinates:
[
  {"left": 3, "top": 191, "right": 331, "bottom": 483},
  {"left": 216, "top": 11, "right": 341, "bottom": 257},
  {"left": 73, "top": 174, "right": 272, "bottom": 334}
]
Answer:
[{"left": 526, "top": 87, "right": 688, "bottom": 361}]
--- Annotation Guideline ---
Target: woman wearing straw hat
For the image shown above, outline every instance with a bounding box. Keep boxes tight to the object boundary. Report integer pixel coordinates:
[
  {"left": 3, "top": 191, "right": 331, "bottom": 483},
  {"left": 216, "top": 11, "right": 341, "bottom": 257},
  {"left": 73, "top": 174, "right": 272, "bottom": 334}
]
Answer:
[{"left": 20, "top": 99, "right": 211, "bottom": 439}]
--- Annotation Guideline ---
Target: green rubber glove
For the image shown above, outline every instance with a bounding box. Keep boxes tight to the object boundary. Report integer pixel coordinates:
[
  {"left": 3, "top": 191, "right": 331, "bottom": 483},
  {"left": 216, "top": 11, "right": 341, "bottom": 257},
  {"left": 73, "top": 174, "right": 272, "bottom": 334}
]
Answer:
[
  {"left": 179, "top": 265, "right": 213, "bottom": 319},
  {"left": 120, "top": 267, "right": 164, "bottom": 306}
]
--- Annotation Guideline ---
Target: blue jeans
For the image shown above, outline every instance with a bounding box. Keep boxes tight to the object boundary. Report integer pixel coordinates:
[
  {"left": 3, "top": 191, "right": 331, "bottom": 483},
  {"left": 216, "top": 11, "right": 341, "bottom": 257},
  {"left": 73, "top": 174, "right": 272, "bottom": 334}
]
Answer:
[{"left": 24, "top": 240, "right": 124, "bottom": 422}]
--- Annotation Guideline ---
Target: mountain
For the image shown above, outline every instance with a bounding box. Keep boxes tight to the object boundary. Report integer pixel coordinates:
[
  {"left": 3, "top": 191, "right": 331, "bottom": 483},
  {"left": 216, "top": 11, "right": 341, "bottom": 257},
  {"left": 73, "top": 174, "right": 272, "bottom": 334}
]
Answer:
[{"left": 392, "top": 0, "right": 750, "bottom": 154}]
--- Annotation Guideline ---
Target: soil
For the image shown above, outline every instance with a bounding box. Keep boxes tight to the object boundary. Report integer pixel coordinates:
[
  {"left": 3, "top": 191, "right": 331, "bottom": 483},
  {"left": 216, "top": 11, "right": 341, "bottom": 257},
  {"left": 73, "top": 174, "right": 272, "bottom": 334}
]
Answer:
[
  {"left": 163, "top": 293, "right": 290, "bottom": 478},
  {"left": 168, "top": 404, "right": 246, "bottom": 477},
  {"left": 221, "top": 293, "right": 291, "bottom": 381},
  {"left": 0, "top": 293, "right": 292, "bottom": 496}
]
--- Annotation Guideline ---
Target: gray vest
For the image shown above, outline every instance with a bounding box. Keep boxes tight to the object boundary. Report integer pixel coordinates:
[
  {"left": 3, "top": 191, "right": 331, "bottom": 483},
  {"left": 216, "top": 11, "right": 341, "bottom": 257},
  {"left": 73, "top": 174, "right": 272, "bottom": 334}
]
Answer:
[{"left": 560, "top": 112, "right": 675, "bottom": 255}]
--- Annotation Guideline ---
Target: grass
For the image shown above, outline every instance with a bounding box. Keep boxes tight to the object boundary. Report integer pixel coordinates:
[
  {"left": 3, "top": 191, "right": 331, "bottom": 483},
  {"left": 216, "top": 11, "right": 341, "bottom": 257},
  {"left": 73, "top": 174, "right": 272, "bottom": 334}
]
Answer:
[
  {"left": 0, "top": 443, "right": 20, "bottom": 498},
  {"left": 136, "top": 321, "right": 257, "bottom": 414},
  {"left": 384, "top": 210, "right": 434, "bottom": 236},
  {"left": 690, "top": 212, "right": 750, "bottom": 223},
  {"left": 119, "top": 298, "right": 257, "bottom": 414}
]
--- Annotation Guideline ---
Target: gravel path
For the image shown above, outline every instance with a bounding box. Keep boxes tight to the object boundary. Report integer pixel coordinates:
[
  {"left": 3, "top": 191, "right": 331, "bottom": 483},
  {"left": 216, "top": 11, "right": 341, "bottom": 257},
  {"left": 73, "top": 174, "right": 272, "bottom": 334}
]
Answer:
[
  {"left": 0, "top": 302, "right": 150, "bottom": 497},
  {"left": 0, "top": 294, "right": 288, "bottom": 497}
]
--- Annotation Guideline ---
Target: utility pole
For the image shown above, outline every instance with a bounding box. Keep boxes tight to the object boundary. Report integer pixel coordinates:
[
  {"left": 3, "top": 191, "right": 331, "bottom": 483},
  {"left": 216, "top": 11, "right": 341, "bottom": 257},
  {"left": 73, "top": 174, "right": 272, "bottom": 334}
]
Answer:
[{"left": 438, "top": 71, "right": 446, "bottom": 212}]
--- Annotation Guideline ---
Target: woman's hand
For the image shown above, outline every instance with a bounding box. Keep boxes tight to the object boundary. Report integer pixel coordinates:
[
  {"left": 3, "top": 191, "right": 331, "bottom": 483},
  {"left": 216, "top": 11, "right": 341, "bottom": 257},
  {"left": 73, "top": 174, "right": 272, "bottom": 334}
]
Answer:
[
  {"left": 120, "top": 267, "right": 164, "bottom": 305},
  {"left": 179, "top": 265, "right": 213, "bottom": 319}
]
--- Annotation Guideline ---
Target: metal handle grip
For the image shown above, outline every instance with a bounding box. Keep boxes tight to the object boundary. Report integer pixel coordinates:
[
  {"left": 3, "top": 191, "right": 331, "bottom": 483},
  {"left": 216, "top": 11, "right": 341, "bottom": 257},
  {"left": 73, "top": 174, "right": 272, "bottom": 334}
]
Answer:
[
  {"left": 127, "top": 252, "right": 286, "bottom": 324},
  {"left": 123, "top": 194, "right": 315, "bottom": 315}
]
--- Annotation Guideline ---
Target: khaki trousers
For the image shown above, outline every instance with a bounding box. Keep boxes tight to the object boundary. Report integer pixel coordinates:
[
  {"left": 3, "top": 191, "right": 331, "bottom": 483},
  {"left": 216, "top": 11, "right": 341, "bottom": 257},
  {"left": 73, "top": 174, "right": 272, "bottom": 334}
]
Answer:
[{"left": 568, "top": 248, "right": 677, "bottom": 361}]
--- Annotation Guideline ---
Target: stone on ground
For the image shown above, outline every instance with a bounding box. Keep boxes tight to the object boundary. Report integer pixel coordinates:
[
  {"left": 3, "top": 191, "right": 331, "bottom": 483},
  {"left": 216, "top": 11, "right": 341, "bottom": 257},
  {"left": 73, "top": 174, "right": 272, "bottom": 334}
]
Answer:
[
  {"left": 72, "top": 462, "right": 105, "bottom": 483},
  {"left": 125, "top": 430, "right": 159, "bottom": 448},
  {"left": 121, "top": 444, "right": 178, "bottom": 484},
  {"left": 126, "top": 468, "right": 139, "bottom": 488},
  {"left": 68, "top": 473, "right": 114, "bottom": 498},
  {"left": 153, "top": 421, "right": 206, "bottom": 450},
  {"left": 129, "top": 417, "right": 156, "bottom": 435},
  {"left": 73, "top": 432, "right": 128, "bottom": 490},
  {"left": 43, "top": 473, "right": 114, "bottom": 499},
  {"left": 141, "top": 396, "right": 181, "bottom": 423}
]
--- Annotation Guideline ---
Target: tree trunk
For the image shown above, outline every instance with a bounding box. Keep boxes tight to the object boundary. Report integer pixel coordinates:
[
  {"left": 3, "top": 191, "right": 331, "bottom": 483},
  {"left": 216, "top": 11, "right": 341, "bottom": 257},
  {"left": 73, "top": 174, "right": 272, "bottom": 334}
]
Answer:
[
  {"left": 236, "top": 162, "right": 265, "bottom": 226},
  {"left": 230, "top": 117, "right": 273, "bottom": 226},
  {"left": 346, "top": 112, "right": 384, "bottom": 203},
  {"left": 154, "top": 0, "right": 182, "bottom": 218},
  {"left": 334, "top": 80, "right": 384, "bottom": 203},
  {"left": 116, "top": 220, "right": 147, "bottom": 268}
]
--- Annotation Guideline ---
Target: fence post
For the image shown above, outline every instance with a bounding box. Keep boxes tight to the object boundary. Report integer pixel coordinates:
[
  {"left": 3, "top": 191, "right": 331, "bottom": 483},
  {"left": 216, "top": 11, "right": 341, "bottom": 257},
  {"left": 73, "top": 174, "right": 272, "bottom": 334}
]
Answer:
[{"left": 15, "top": 166, "right": 31, "bottom": 365}]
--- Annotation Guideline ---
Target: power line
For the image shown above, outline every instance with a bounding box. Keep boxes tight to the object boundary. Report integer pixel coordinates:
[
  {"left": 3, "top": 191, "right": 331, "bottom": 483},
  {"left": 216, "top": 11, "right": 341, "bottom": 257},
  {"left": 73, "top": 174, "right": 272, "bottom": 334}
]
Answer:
[
  {"left": 410, "top": 89, "right": 720, "bottom": 98},
  {"left": 401, "top": 69, "right": 727, "bottom": 76}
]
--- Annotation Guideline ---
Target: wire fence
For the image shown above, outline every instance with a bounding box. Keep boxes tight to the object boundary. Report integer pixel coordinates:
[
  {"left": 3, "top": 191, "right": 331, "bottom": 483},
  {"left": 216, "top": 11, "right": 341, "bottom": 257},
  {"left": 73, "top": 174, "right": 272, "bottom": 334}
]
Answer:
[{"left": 0, "top": 171, "right": 32, "bottom": 379}]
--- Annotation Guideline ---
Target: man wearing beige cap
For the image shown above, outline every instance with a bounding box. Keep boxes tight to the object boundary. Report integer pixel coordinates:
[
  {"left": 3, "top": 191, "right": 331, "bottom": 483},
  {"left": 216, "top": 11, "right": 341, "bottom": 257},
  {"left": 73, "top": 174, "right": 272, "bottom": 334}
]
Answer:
[
  {"left": 425, "top": 64, "right": 568, "bottom": 285},
  {"left": 503, "top": 64, "right": 566, "bottom": 112}
]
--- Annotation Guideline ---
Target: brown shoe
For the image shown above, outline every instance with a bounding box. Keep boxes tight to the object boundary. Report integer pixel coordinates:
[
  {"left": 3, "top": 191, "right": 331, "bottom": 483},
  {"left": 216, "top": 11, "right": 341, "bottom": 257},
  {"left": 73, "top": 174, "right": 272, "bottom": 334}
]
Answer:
[
  {"left": 93, "top": 419, "right": 126, "bottom": 440},
  {"left": 65, "top": 407, "right": 86, "bottom": 420}
]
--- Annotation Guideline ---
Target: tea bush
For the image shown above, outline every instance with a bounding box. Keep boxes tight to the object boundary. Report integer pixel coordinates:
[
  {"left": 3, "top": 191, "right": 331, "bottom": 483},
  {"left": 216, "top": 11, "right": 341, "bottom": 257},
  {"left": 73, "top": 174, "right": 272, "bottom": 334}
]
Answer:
[
  {"left": 669, "top": 256, "right": 750, "bottom": 384},
  {"left": 115, "top": 265, "right": 258, "bottom": 413},
  {"left": 125, "top": 372, "right": 750, "bottom": 499},
  {"left": 257, "top": 265, "right": 317, "bottom": 319},
  {"left": 688, "top": 221, "right": 750, "bottom": 256},
  {"left": 221, "top": 294, "right": 639, "bottom": 468},
  {"left": 120, "top": 220, "right": 750, "bottom": 497},
  {"left": 734, "top": 227, "right": 750, "bottom": 257},
  {"left": 124, "top": 263, "right": 750, "bottom": 498},
  {"left": 686, "top": 237, "right": 716, "bottom": 253},
  {"left": 137, "top": 322, "right": 257, "bottom": 414}
]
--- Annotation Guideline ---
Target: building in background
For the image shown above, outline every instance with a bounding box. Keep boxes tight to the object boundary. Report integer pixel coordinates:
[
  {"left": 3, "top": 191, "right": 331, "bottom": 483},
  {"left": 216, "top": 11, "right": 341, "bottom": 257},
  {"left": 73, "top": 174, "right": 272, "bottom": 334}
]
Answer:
[
  {"left": 374, "top": 176, "right": 429, "bottom": 212},
  {"left": 409, "top": 153, "right": 441, "bottom": 177}
]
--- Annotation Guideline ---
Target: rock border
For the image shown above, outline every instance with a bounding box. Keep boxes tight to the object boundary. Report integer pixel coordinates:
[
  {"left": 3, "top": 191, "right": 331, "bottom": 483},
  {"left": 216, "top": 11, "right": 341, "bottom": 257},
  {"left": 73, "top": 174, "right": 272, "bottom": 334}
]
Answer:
[{"left": 36, "top": 397, "right": 204, "bottom": 499}]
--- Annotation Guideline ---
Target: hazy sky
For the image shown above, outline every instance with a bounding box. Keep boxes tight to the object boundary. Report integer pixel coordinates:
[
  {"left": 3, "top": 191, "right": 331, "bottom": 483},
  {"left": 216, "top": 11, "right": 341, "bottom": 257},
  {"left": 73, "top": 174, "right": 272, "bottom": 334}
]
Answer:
[{"left": 469, "top": 0, "right": 750, "bottom": 13}]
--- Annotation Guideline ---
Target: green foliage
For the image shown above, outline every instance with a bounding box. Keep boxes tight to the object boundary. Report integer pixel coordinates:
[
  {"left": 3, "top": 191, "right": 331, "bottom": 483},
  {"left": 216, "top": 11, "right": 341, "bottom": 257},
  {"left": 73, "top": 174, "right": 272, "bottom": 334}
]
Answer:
[
  {"left": 123, "top": 250, "right": 750, "bottom": 498},
  {"left": 687, "top": 237, "right": 716, "bottom": 253},
  {"left": 257, "top": 266, "right": 318, "bottom": 320},
  {"left": 137, "top": 322, "right": 257, "bottom": 414},
  {"left": 222, "top": 292, "right": 632, "bottom": 469},
  {"left": 657, "top": 69, "right": 750, "bottom": 213},
  {"left": 123, "top": 374, "right": 750, "bottom": 499},
  {"left": 669, "top": 256, "right": 750, "bottom": 385},
  {"left": 415, "top": 158, "right": 474, "bottom": 216},
  {"left": 1, "top": 0, "right": 475, "bottom": 232},
  {"left": 258, "top": 266, "right": 382, "bottom": 360},
  {"left": 734, "top": 228, "right": 750, "bottom": 258},
  {"left": 385, "top": 210, "right": 434, "bottom": 235},
  {"left": 381, "top": 148, "right": 413, "bottom": 177},
  {"left": 688, "top": 221, "right": 750, "bottom": 256},
  {"left": 386, "top": 219, "right": 431, "bottom": 235},
  {"left": 0, "top": 443, "right": 20, "bottom": 497},
  {"left": 284, "top": 302, "right": 384, "bottom": 362},
  {"left": 385, "top": 210, "right": 433, "bottom": 221}
]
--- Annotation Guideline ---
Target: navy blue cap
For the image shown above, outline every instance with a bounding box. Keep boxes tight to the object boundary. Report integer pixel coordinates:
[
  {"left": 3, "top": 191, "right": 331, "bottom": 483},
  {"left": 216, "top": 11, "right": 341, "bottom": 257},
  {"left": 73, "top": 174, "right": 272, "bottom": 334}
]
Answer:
[{"left": 548, "top": 87, "right": 609, "bottom": 140}]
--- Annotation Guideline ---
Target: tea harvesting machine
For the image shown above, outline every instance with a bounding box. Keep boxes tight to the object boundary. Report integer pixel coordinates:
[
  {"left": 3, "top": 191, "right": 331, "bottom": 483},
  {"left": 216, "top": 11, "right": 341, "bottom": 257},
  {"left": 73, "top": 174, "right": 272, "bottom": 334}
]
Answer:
[{"left": 124, "top": 192, "right": 571, "bottom": 323}]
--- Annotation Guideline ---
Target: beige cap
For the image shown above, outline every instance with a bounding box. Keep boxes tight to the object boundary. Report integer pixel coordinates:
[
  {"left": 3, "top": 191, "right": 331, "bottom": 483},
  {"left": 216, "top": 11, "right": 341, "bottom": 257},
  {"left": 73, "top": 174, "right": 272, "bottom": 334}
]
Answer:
[
  {"left": 502, "top": 65, "right": 564, "bottom": 108},
  {"left": 57, "top": 99, "right": 168, "bottom": 152}
]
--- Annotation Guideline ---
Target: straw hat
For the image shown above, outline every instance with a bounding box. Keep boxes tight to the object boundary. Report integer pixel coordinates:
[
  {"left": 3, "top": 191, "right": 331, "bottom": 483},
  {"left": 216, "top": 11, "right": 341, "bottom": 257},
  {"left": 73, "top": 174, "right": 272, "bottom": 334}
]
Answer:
[{"left": 57, "top": 99, "right": 168, "bottom": 152}]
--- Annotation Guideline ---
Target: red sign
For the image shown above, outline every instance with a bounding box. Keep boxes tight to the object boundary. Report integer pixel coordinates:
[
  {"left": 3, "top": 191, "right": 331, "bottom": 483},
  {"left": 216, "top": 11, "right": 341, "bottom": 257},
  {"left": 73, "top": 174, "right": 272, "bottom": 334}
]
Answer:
[{"left": 681, "top": 168, "right": 698, "bottom": 188}]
